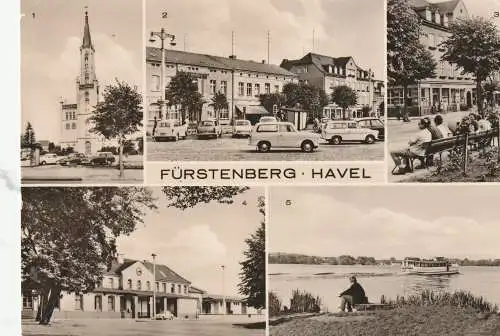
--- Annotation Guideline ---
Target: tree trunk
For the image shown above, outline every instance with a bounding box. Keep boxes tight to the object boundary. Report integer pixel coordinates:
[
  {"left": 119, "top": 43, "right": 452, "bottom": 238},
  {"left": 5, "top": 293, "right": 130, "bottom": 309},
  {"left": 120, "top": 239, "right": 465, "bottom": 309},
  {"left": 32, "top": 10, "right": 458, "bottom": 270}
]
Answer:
[
  {"left": 119, "top": 138, "right": 124, "bottom": 178},
  {"left": 39, "top": 286, "right": 61, "bottom": 325},
  {"left": 402, "top": 84, "right": 409, "bottom": 121},
  {"left": 476, "top": 78, "right": 483, "bottom": 116}
]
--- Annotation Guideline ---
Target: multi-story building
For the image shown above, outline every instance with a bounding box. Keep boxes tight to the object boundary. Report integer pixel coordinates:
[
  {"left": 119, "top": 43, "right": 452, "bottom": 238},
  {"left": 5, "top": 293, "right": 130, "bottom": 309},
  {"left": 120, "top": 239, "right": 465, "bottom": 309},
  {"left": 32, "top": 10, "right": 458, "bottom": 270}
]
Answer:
[
  {"left": 60, "top": 12, "right": 106, "bottom": 154},
  {"left": 22, "top": 257, "right": 259, "bottom": 320},
  {"left": 145, "top": 48, "right": 297, "bottom": 131},
  {"left": 280, "top": 53, "right": 381, "bottom": 119},
  {"left": 387, "top": 0, "right": 476, "bottom": 117}
]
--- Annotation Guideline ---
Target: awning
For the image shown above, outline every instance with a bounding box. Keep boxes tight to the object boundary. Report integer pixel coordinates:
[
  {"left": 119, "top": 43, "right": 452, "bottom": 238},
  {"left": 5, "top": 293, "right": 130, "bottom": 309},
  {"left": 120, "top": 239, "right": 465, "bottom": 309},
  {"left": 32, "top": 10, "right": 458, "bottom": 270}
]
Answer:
[{"left": 235, "top": 104, "right": 270, "bottom": 115}]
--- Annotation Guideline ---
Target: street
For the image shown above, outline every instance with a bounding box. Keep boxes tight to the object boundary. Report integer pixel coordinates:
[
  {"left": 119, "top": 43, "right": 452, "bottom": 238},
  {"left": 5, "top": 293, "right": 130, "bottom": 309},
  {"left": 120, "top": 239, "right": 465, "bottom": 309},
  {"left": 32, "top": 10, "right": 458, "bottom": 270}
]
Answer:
[
  {"left": 22, "top": 316, "right": 264, "bottom": 336},
  {"left": 147, "top": 135, "right": 384, "bottom": 161}
]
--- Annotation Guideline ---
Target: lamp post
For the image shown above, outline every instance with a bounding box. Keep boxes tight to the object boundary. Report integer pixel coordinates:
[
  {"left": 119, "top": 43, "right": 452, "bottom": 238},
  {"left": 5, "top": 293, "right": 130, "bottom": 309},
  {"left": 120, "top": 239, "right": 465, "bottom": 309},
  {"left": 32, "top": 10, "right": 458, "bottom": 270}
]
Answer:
[
  {"left": 221, "top": 265, "right": 226, "bottom": 315},
  {"left": 151, "top": 253, "right": 157, "bottom": 319},
  {"left": 149, "top": 28, "right": 176, "bottom": 121}
]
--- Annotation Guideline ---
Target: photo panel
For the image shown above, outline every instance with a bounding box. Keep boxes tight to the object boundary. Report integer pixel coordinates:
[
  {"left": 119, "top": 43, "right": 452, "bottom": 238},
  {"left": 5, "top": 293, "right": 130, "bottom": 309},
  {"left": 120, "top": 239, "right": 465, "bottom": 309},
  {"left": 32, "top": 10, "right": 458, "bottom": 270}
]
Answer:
[
  {"left": 21, "top": 186, "right": 265, "bottom": 336},
  {"left": 268, "top": 185, "right": 500, "bottom": 336},
  {"left": 20, "top": 0, "right": 144, "bottom": 185},
  {"left": 387, "top": 0, "right": 500, "bottom": 183}
]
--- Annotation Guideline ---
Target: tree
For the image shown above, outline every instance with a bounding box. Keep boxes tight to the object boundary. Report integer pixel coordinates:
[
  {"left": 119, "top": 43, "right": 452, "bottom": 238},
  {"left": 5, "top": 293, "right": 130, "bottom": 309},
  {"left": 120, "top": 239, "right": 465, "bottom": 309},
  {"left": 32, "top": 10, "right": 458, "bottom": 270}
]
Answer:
[
  {"left": 48, "top": 142, "right": 55, "bottom": 153},
  {"left": 165, "top": 72, "right": 205, "bottom": 122},
  {"left": 331, "top": 85, "right": 358, "bottom": 119},
  {"left": 89, "top": 80, "right": 142, "bottom": 178},
  {"left": 387, "top": 0, "right": 436, "bottom": 118},
  {"left": 22, "top": 122, "right": 36, "bottom": 146},
  {"left": 137, "top": 136, "right": 144, "bottom": 154},
  {"left": 161, "top": 186, "right": 249, "bottom": 209},
  {"left": 239, "top": 195, "right": 265, "bottom": 309},
  {"left": 209, "top": 92, "right": 229, "bottom": 121},
  {"left": 259, "top": 92, "right": 286, "bottom": 114},
  {"left": 442, "top": 17, "right": 500, "bottom": 114},
  {"left": 282, "top": 83, "right": 329, "bottom": 119},
  {"left": 484, "top": 80, "right": 500, "bottom": 107},
  {"left": 122, "top": 140, "right": 136, "bottom": 155},
  {"left": 21, "top": 187, "right": 157, "bottom": 325}
]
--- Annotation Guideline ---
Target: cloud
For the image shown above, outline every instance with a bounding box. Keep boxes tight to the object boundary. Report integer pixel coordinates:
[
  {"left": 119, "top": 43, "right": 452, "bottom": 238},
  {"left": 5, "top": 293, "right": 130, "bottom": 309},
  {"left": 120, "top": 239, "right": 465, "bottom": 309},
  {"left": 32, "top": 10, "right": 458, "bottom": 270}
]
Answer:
[{"left": 270, "top": 192, "right": 500, "bottom": 259}]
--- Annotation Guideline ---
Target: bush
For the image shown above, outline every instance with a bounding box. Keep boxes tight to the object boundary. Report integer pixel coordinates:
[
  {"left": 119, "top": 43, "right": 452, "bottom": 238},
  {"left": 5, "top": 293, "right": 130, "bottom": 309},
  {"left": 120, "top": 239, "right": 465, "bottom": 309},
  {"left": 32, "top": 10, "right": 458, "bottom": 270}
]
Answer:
[
  {"left": 269, "top": 292, "right": 282, "bottom": 317},
  {"left": 289, "top": 289, "right": 322, "bottom": 314}
]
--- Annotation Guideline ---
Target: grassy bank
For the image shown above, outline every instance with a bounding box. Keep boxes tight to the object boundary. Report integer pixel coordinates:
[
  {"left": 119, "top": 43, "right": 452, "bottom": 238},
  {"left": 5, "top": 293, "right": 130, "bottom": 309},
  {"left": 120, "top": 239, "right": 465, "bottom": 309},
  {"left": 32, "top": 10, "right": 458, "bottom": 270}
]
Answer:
[{"left": 270, "top": 290, "right": 500, "bottom": 336}]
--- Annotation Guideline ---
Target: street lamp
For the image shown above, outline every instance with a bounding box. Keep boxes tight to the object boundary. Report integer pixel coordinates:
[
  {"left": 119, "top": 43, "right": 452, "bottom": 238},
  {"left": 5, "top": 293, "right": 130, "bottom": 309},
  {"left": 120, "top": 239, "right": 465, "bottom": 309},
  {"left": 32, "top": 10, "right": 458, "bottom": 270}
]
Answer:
[
  {"left": 149, "top": 28, "right": 176, "bottom": 121},
  {"left": 151, "top": 253, "right": 157, "bottom": 319},
  {"left": 221, "top": 265, "right": 226, "bottom": 315}
]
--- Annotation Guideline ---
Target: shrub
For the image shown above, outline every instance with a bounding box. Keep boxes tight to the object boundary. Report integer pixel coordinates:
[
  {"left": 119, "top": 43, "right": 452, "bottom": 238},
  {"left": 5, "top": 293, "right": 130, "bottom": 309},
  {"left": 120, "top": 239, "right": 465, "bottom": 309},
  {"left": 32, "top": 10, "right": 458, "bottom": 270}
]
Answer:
[
  {"left": 269, "top": 291, "right": 282, "bottom": 317},
  {"left": 289, "top": 289, "right": 322, "bottom": 314}
]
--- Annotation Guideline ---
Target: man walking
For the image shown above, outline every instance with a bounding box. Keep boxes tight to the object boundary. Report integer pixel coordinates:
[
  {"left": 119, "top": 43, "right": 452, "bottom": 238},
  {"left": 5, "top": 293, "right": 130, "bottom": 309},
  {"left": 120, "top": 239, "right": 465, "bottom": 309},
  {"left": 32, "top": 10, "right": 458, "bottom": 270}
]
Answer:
[{"left": 339, "top": 276, "right": 367, "bottom": 312}]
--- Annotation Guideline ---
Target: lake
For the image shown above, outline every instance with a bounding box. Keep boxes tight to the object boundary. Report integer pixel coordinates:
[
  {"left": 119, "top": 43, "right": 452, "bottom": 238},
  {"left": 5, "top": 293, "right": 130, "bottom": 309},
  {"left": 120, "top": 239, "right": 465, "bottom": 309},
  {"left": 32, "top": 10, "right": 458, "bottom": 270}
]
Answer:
[{"left": 269, "top": 264, "right": 500, "bottom": 312}]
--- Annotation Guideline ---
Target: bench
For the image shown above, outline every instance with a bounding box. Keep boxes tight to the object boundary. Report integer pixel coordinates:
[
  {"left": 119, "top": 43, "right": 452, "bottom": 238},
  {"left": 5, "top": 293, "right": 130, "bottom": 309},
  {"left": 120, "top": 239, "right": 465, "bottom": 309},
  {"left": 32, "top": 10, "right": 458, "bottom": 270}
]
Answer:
[
  {"left": 393, "top": 130, "right": 498, "bottom": 173},
  {"left": 353, "top": 303, "right": 395, "bottom": 311}
]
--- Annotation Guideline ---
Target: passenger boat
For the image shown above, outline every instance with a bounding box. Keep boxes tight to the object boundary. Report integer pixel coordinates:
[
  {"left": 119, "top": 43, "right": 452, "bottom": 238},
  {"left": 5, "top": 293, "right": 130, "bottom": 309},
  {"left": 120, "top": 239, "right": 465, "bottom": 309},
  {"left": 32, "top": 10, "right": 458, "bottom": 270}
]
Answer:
[{"left": 401, "top": 257, "right": 459, "bottom": 275}]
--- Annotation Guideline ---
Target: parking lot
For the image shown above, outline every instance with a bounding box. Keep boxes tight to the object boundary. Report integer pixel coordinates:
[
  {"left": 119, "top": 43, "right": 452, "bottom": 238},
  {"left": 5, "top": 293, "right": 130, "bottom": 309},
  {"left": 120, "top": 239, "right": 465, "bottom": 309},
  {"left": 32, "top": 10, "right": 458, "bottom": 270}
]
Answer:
[{"left": 147, "top": 135, "right": 384, "bottom": 161}]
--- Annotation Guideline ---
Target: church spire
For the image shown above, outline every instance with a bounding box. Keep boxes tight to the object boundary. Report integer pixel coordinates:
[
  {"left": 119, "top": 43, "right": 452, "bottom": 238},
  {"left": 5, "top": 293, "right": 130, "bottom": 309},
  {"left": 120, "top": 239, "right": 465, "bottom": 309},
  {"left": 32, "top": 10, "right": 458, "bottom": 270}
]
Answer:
[{"left": 82, "top": 11, "right": 94, "bottom": 50}]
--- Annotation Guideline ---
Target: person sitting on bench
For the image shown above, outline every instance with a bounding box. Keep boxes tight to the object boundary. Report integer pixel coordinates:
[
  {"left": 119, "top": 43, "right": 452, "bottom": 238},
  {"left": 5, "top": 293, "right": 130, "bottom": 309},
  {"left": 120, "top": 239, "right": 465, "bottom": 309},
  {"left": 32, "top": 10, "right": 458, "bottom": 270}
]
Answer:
[
  {"left": 390, "top": 118, "right": 432, "bottom": 174},
  {"left": 339, "top": 276, "right": 367, "bottom": 312},
  {"left": 434, "top": 115, "right": 452, "bottom": 138}
]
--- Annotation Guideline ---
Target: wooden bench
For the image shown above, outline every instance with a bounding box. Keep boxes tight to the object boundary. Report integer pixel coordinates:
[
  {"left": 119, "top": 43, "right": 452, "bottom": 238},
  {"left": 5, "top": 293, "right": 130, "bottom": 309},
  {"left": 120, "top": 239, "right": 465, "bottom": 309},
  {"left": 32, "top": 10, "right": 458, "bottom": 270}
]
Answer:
[
  {"left": 393, "top": 130, "right": 498, "bottom": 173},
  {"left": 353, "top": 303, "right": 395, "bottom": 311}
]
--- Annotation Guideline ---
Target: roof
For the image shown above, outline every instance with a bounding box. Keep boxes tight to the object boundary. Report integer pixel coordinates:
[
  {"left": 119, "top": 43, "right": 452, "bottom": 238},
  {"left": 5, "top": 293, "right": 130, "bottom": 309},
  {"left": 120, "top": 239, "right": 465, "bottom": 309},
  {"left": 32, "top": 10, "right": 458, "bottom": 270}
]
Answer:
[
  {"left": 281, "top": 53, "right": 370, "bottom": 75},
  {"left": 82, "top": 11, "right": 94, "bottom": 50},
  {"left": 105, "top": 258, "right": 190, "bottom": 284},
  {"left": 410, "top": 0, "right": 461, "bottom": 13},
  {"left": 202, "top": 294, "right": 247, "bottom": 302},
  {"left": 146, "top": 47, "right": 296, "bottom": 77},
  {"left": 93, "top": 287, "right": 194, "bottom": 299},
  {"left": 189, "top": 286, "right": 206, "bottom": 294}
]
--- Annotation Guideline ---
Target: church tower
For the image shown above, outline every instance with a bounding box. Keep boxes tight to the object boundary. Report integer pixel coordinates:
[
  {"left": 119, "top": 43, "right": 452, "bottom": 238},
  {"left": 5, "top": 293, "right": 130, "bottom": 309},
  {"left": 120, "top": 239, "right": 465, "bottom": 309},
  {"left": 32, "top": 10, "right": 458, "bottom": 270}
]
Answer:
[{"left": 75, "top": 11, "right": 100, "bottom": 154}]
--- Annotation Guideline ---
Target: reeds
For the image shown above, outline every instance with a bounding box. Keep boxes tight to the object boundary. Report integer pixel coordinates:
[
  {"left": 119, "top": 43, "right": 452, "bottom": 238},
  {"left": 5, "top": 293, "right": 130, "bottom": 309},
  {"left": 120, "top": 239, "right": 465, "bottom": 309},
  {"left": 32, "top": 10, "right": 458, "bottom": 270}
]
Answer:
[
  {"left": 269, "top": 291, "right": 282, "bottom": 317},
  {"left": 289, "top": 289, "right": 322, "bottom": 314},
  {"left": 383, "top": 289, "right": 498, "bottom": 313}
]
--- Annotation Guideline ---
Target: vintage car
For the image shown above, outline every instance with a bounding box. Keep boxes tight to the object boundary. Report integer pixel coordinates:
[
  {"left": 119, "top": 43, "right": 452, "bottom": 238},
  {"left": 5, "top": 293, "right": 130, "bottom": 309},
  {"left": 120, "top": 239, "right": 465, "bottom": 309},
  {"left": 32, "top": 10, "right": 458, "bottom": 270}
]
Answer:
[
  {"left": 89, "top": 152, "right": 116, "bottom": 166},
  {"left": 57, "top": 153, "right": 88, "bottom": 166},
  {"left": 154, "top": 119, "right": 188, "bottom": 141},
  {"left": 249, "top": 121, "right": 320, "bottom": 153},
  {"left": 197, "top": 119, "right": 222, "bottom": 139},
  {"left": 259, "top": 116, "right": 278, "bottom": 123},
  {"left": 39, "top": 153, "right": 59, "bottom": 165},
  {"left": 155, "top": 310, "right": 174, "bottom": 320},
  {"left": 232, "top": 119, "right": 252, "bottom": 138},
  {"left": 321, "top": 120, "right": 379, "bottom": 145},
  {"left": 355, "top": 117, "right": 385, "bottom": 140}
]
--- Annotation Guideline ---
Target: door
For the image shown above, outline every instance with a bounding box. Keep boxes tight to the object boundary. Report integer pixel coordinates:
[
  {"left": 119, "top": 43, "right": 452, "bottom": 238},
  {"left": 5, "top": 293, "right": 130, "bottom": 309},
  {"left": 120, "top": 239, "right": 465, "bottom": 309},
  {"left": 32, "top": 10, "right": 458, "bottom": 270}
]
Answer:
[
  {"left": 466, "top": 91, "right": 472, "bottom": 107},
  {"left": 345, "top": 122, "right": 360, "bottom": 141},
  {"left": 85, "top": 141, "right": 91, "bottom": 155},
  {"left": 167, "top": 298, "right": 178, "bottom": 317},
  {"left": 277, "top": 124, "right": 298, "bottom": 148}
]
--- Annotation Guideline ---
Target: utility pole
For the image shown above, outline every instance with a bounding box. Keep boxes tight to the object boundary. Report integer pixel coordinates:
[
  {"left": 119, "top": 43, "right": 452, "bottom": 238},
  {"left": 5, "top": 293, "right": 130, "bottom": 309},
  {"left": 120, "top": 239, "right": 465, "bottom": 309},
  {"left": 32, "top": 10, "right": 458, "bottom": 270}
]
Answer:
[
  {"left": 221, "top": 265, "right": 226, "bottom": 315},
  {"left": 312, "top": 28, "right": 315, "bottom": 52},
  {"left": 151, "top": 253, "right": 157, "bottom": 319},
  {"left": 267, "top": 30, "right": 270, "bottom": 64}
]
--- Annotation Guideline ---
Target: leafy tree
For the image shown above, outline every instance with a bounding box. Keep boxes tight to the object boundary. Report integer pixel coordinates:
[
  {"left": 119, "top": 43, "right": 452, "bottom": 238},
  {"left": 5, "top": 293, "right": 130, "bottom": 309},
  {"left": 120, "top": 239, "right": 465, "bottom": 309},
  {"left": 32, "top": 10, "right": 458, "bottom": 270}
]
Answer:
[
  {"left": 22, "top": 122, "right": 36, "bottom": 146},
  {"left": 331, "top": 86, "right": 358, "bottom": 119},
  {"left": 89, "top": 80, "right": 143, "bottom": 177},
  {"left": 282, "top": 83, "right": 329, "bottom": 119},
  {"left": 387, "top": 0, "right": 436, "bottom": 117},
  {"left": 337, "top": 255, "right": 357, "bottom": 265},
  {"left": 442, "top": 17, "right": 500, "bottom": 114},
  {"left": 48, "top": 142, "right": 55, "bottom": 153},
  {"left": 484, "top": 80, "right": 500, "bottom": 107},
  {"left": 122, "top": 140, "right": 136, "bottom": 155},
  {"left": 259, "top": 92, "right": 286, "bottom": 114},
  {"left": 137, "top": 136, "right": 144, "bottom": 154},
  {"left": 239, "top": 195, "right": 265, "bottom": 309},
  {"left": 165, "top": 71, "right": 205, "bottom": 122},
  {"left": 161, "top": 186, "right": 249, "bottom": 209},
  {"left": 21, "top": 187, "right": 157, "bottom": 325},
  {"left": 209, "top": 92, "right": 229, "bottom": 121}
]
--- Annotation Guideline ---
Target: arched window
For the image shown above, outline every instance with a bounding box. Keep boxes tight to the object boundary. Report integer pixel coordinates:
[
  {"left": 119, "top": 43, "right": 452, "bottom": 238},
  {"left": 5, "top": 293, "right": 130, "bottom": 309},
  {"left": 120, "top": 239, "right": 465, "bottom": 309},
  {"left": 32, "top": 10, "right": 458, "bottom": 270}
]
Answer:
[
  {"left": 72, "top": 123, "right": 76, "bottom": 129},
  {"left": 146, "top": 281, "right": 151, "bottom": 291},
  {"left": 137, "top": 280, "right": 142, "bottom": 290},
  {"left": 127, "top": 279, "right": 132, "bottom": 289},
  {"left": 85, "top": 91, "right": 90, "bottom": 103}
]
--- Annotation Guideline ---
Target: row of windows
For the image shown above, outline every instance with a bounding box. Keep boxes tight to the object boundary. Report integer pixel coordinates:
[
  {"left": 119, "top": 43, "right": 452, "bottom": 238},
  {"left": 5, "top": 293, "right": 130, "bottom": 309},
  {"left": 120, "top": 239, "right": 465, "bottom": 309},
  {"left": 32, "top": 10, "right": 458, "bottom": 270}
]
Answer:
[
  {"left": 151, "top": 63, "right": 176, "bottom": 69},
  {"left": 209, "top": 80, "right": 227, "bottom": 95},
  {"left": 124, "top": 278, "right": 188, "bottom": 294},
  {"left": 73, "top": 295, "right": 115, "bottom": 312},
  {"left": 238, "top": 82, "right": 278, "bottom": 96},
  {"left": 65, "top": 111, "right": 76, "bottom": 120},
  {"left": 65, "top": 122, "right": 77, "bottom": 130}
]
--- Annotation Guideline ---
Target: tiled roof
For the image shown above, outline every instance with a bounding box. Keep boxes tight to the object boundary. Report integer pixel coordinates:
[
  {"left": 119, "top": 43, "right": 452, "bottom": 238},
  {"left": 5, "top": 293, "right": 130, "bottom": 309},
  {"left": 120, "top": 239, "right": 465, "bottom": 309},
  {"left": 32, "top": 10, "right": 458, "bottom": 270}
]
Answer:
[
  {"left": 281, "top": 53, "right": 369, "bottom": 74},
  {"left": 105, "top": 259, "right": 190, "bottom": 285},
  {"left": 189, "top": 286, "right": 206, "bottom": 294},
  {"left": 146, "top": 47, "right": 296, "bottom": 77}
]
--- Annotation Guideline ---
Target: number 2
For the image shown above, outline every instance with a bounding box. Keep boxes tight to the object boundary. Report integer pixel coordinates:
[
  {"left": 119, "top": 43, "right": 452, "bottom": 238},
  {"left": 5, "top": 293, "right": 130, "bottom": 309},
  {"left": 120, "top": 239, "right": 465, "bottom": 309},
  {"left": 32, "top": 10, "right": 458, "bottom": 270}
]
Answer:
[{"left": 162, "top": 11, "right": 168, "bottom": 18}]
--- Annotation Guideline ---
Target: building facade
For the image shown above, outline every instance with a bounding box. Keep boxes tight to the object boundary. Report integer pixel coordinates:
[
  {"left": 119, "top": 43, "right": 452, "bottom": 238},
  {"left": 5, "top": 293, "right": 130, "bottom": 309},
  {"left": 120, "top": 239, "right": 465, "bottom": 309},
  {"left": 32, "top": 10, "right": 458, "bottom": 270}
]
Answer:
[
  {"left": 59, "top": 12, "right": 106, "bottom": 154},
  {"left": 388, "top": 0, "right": 476, "bottom": 117},
  {"left": 280, "top": 53, "right": 382, "bottom": 119},
  {"left": 145, "top": 48, "right": 297, "bottom": 132},
  {"left": 22, "top": 257, "right": 259, "bottom": 320}
]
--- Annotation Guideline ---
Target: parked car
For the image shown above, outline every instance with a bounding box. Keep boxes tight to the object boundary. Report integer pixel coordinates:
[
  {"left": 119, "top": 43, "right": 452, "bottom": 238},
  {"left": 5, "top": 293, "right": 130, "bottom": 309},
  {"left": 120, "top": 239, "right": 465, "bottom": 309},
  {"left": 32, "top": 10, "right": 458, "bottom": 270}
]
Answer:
[
  {"left": 57, "top": 153, "right": 88, "bottom": 166},
  {"left": 259, "top": 116, "right": 278, "bottom": 123},
  {"left": 249, "top": 121, "right": 320, "bottom": 153},
  {"left": 154, "top": 119, "right": 187, "bottom": 141},
  {"left": 197, "top": 119, "right": 222, "bottom": 139},
  {"left": 89, "top": 152, "right": 116, "bottom": 166},
  {"left": 232, "top": 119, "right": 252, "bottom": 138},
  {"left": 155, "top": 310, "right": 174, "bottom": 320},
  {"left": 39, "top": 153, "right": 59, "bottom": 165},
  {"left": 355, "top": 117, "right": 385, "bottom": 140},
  {"left": 321, "top": 120, "right": 379, "bottom": 144}
]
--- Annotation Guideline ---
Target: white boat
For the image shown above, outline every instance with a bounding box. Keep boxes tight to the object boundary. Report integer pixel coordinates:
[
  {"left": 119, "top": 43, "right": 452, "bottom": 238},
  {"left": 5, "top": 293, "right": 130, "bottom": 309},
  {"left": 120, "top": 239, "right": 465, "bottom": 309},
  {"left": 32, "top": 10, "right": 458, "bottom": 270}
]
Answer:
[{"left": 401, "top": 257, "right": 459, "bottom": 276}]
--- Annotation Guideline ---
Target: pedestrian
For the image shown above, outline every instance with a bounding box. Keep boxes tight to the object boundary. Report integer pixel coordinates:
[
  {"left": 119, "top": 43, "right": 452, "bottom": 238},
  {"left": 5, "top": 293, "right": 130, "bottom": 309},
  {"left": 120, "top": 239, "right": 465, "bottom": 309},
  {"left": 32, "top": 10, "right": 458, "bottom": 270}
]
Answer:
[
  {"left": 338, "top": 276, "right": 367, "bottom": 312},
  {"left": 152, "top": 116, "right": 158, "bottom": 137}
]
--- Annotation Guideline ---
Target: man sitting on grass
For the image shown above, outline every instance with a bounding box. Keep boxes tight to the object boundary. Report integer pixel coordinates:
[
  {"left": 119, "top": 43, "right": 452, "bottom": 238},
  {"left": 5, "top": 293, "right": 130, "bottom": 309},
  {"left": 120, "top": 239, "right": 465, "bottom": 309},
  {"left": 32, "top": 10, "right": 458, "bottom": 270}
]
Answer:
[{"left": 339, "top": 276, "right": 367, "bottom": 312}]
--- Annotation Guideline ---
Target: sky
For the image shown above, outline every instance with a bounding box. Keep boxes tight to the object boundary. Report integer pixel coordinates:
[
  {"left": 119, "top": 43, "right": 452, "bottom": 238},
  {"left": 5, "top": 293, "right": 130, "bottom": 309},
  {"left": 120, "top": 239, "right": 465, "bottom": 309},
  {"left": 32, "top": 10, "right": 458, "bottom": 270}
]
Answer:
[
  {"left": 269, "top": 186, "right": 500, "bottom": 260},
  {"left": 21, "top": 0, "right": 143, "bottom": 143},
  {"left": 116, "top": 187, "right": 264, "bottom": 297},
  {"left": 146, "top": 0, "right": 385, "bottom": 78}
]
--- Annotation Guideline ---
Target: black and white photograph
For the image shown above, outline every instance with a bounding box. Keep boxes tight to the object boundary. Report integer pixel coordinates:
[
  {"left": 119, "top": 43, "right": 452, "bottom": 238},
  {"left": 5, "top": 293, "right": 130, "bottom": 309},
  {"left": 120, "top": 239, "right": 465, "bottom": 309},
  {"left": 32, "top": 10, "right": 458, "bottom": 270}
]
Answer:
[
  {"left": 21, "top": 0, "right": 144, "bottom": 184},
  {"left": 387, "top": 0, "right": 500, "bottom": 182},
  {"left": 268, "top": 186, "right": 500, "bottom": 336},
  {"left": 145, "top": 0, "right": 385, "bottom": 162},
  {"left": 21, "top": 186, "right": 265, "bottom": 336}
]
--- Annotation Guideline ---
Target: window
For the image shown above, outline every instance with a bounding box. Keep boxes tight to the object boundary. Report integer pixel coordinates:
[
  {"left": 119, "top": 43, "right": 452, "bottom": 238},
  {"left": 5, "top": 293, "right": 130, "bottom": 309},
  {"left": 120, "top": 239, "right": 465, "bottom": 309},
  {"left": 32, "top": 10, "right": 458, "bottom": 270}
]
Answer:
[
  {"left": 254, "top": 83, "right": 260, "bottom": 95},
  {"left": 151, "top": 75, "right": 160, "bottom": 91},
  {"left": 219, "top": 108, "right": 229, "bottom": 120},
  {"left": 94, "top": 295, "right": 102, "bottom": 311},
  {"left": 23, "top": 295, "right": 33, "bottom": 309},
  {"left": 75, "top": 295, "right": 83, "bottom": 311},
  {"left": 72, "top": 123, "right": 76, "bottom": 129},
  {"left": 108, "top": 278, "right": 113, "bottom": 289},
  {"left": 274, "top": 85, "right": 279, "bottom": 93},
  {"left": 171, "top": 284, "right": 175, "bottom": 293},
  {"left": 85, "top": 91, "right": 90, "bottom": 103},
  {"left": 210, "top": 80, "right": 216, "bottom": 95},
  {"left": 279, "top": 124, "right": 294, "bottom": 132},
  {"left": 127, "top": 279, "right": 132, "bottom": 289},
  {"left": 221, "top": 81, "right": 227, "bottom": 95},
  {"left": 257, "top": 124, "right": 278, "bottom": 132},
  {"left": 65, "top": 123, "right": 70, "bottom": 130},
  {"left": 428, "top": 33, "right": 435, "bottom": 48},
  {"left": 238, "top": 82, "right": 244, "bottom": 96},
  {"left": 108, "top": 296, "right": 115, "bottom": 312},
  {"left": 370, "top": 119, "right": 384, "bottom": 127},
  {"left": 162, "top": 283, "right": 167, "bottom": 292},
  {"left": 272, "top": 104, "right": 278, "bottom": 114},
  {"left": 146, "top": 281, "right": 151, "bottom": 291},
  {"left": 184, "top": 285, "right": 188, "bottom": 294},
  {"left": 156, "top": 282, "right": 160, "bottom": 292},
  {"left": 178, "top": 284, "right": 181, "bottom": 293},
  {"left": 348, "top": 122, "right": 358, "bottom": 129},
  {"left": 137, "top": 280, "right": 141, "bottom": 290},
  {"left": 246, "top": 83, "right": 252, "bottom": 96},
  {"left": 328, "top": 122, "right": 347, "bottom": 129},
  {"left": 72, "top": 111, "right": 76, "bottom": 120},
  {"left": 265, "top": 83, "right": 271, "bottom": 94}
]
